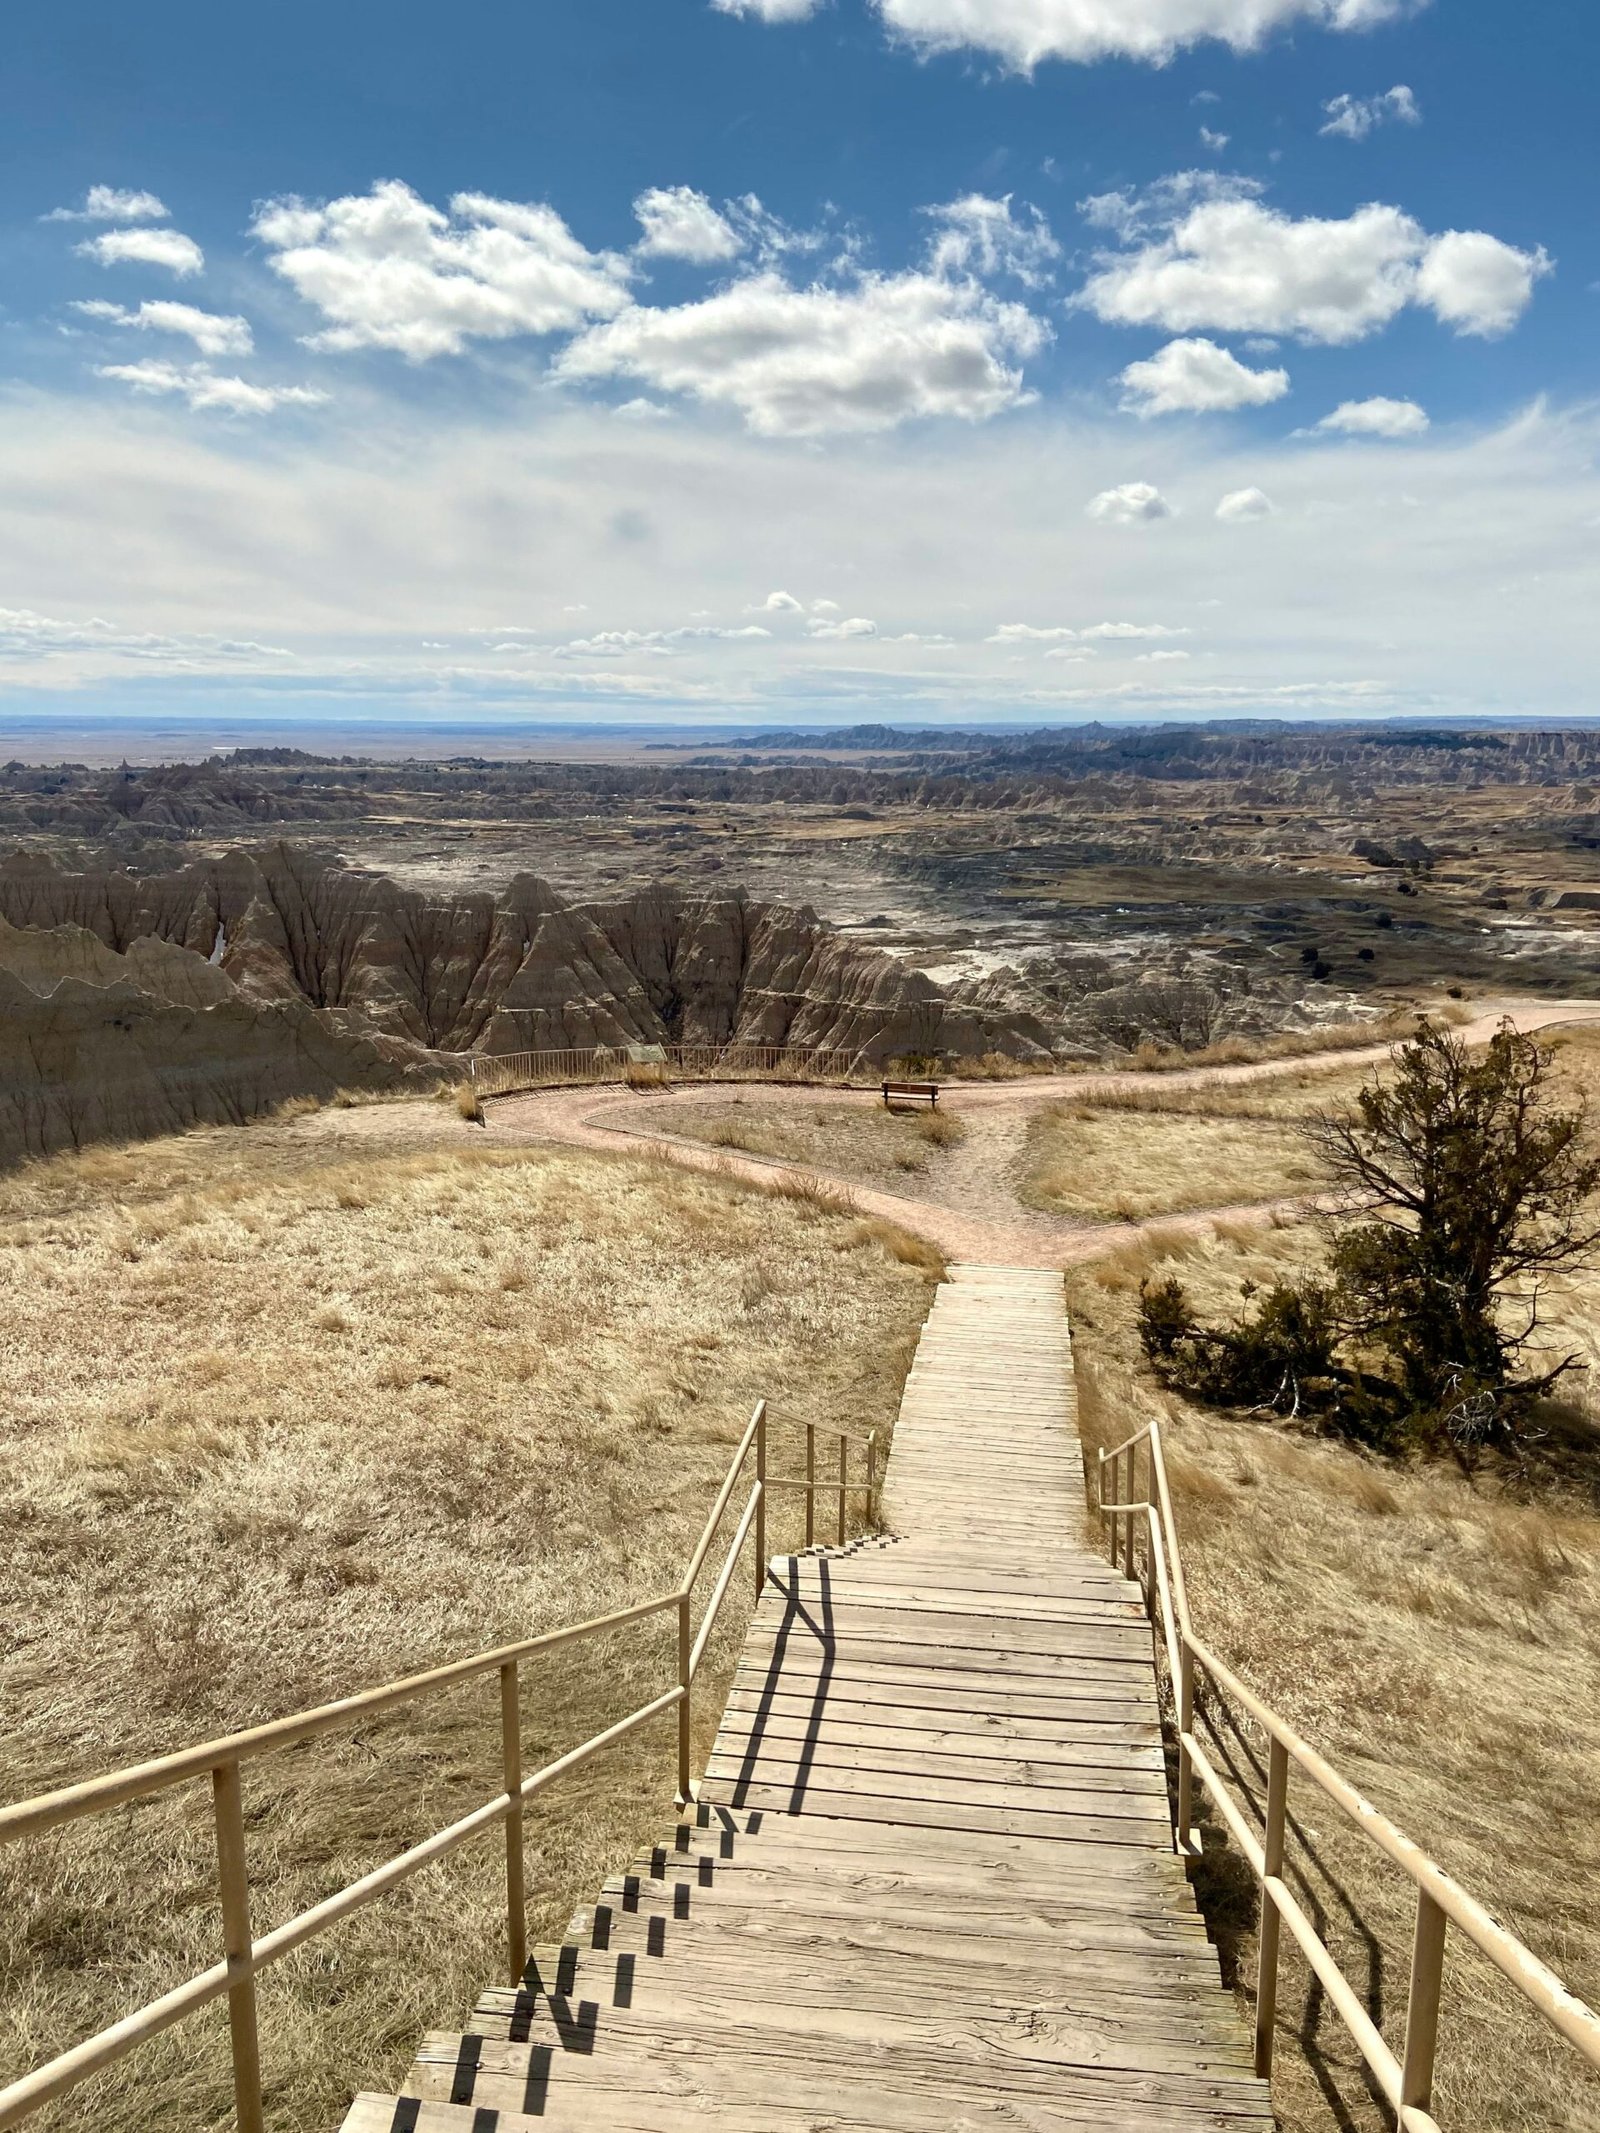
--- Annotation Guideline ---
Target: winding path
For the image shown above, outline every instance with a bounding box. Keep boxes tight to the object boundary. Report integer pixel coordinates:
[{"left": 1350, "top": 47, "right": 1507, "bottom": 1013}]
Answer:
[
  {"left": 301, "top": 999, "right": 1600, "bottom": 1269},
  {"left": 475, "top": 999, "right": 1600, "bottom": 1269}
]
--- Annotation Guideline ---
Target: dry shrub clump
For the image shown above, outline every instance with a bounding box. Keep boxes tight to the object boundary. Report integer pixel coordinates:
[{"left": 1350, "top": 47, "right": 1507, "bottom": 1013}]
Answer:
[
  {"left": 623, "top": 1060, "right": 672, "bottom": 1091},
  {"left": 0, "top": 1135, "right": 933, "bottom": 2133},
  {"left": 1067, "top": 1218, "right": 1600, "bottom": 2133}
]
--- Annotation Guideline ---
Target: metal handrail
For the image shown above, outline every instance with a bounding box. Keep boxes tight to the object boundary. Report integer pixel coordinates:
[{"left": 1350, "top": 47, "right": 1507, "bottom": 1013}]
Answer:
[
  {"left": 0, "top": 1405, "right": 882, "bottom": 2133},
  {"left": 1096, "top": 1419, "right": 1600, "bottom": 2131}
]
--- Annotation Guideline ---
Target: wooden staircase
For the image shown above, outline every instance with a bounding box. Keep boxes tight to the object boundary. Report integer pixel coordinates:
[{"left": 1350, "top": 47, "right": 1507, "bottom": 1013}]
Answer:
[{"left": 340, "top": 1266, "right": 1272, "bottom": 2131}]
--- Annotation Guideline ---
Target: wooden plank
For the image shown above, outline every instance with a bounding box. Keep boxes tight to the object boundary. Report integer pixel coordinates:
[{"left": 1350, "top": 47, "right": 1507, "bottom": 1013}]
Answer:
[
  {"left": 694, "top": 1778, "right": 1170, "bottom": 1847},
  {"left": 703, "top": 1742, "right": 1171, "bottom": 1808},
  {"left": 403, "top": 2019, "right": 1273, "bottom": 2118},
  {"left": 563, "top": 1899, "right": 1215, "bottom": 1964},
  {"left": 711, "top": 1703, "right": 1165, "bottom": 1761}
]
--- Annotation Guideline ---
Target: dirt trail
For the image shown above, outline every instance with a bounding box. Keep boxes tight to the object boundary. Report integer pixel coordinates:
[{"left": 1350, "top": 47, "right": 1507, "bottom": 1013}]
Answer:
[{"left": 303, "top": 997, "right": 1600, "bottom": 1271}]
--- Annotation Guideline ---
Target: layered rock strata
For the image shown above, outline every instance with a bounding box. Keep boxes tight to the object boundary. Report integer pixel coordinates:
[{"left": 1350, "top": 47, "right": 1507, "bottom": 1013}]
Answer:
[
  {"left": 0, "top": 912, "right": 434, "bottom": 1167},
  {"left": 0, "top": 847, "right": 1053, "bottom": 1160}
]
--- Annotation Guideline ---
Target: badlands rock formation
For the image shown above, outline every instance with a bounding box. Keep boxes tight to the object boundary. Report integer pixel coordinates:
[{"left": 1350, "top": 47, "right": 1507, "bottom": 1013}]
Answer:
[
  {"left": 0, "top": 846, "right": 1053, "bottom": 1164},
  {"left": 0, "top": 911, "right": 432, "bottom": 1167}
]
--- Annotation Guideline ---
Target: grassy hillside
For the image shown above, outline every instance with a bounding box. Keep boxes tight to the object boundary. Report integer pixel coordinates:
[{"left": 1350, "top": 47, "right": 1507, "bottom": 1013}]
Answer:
[
  {"left": 1067, "top": 1217, "right": 1600, "bottom": 2133},
  {"left": 0, "top": 1125, "right": 936, "bottom": 2132}
]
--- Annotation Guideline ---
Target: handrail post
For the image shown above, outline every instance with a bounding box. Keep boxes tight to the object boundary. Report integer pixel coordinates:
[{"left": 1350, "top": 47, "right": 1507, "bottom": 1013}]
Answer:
[
  {"left": 212, "top": 1758, "right": 265, "bottom": 2133},
  {"left": 1400, "top": 1890, "right": 1448, "bottom": 2122},
  {"left": 676, "top": 1592, "right": 692, "bottom": 1806},
  {"left": 1096, "top": 1447, "right": 1108, "bottom": 1554},
  {"left": 837, "top": 1434, "right": 848, "bottom": 1545},
  {"left": 1120, "top": 1449, "right": 1135, "bottom": 1580},
  {"left": 500, "top": 1661, "right": 527, "bottom": 1984},
  {"left": 805, "top": 1423, "right": 816, "bottom": 1549},
  {"left": 1176, "top": 1641, "right": 1197, "bottom": 1856},
  {"left": 754, "top": 1410, "right": 768, "bottom": 1601},
  {"left": 1254, "top": 1736, "right": 1290, "bottom": 2077},
  {"left": 867, "top": 1430, "right": 878, "bottom": 1528}
]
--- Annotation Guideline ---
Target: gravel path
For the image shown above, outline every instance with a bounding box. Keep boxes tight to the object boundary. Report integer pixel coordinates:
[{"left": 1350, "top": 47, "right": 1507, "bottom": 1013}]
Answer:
[{"left": 300, "top": 998, "right": 1600, "bottom": 1271}]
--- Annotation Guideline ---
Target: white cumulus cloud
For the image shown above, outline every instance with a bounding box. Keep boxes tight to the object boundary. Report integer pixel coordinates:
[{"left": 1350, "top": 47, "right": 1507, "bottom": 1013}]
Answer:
[
  {"left": 1320, "top": 85, "right": 1420, "bottom": 140},
  {"left": 252, "top": 181, "right": 632, "bottom": 359},
  {"left": 1087, "top": 481, "right": 1172, "bottom": 522},
  {"left": 73, "top": 299, "right": 253, "bottom": 357},
  {"left": 46, "top": 185, "right": 170, "bottom": 224},
  {"left": 1078, "top": 193, "right": 1548, "bottom": 345},
  {"left": 1314, "top": 395, "right": 1430, "bottom": 437},
  {"left": 633, "top": 186, "right": 744, "bottom": 263},
  {"left": 1417, "top": 229, "right": 1552, "bottom": 338},
  {"left": 1119, "top": 335, "right": 1289, "bottom": 415},
  {"left": 1216, "top": 486, "right": 1277, "bottom": 520},
  {"left": 1136, "top": 647, "right": 1191, "bottom": 662},
  {"left": 555, "top": 269, "right": 1047, "bottom": 436},
  {"left": 807, "top": 614, "right": 879, "bottom": 638},
  {"left": 987, "top": 622, "right": 1078, "bottom": 642},
  {"left": 1081, "top": 620, "right": 1189, "bottom": 639},
  {"left": 867, "top": 0, "right": 1412, "bottom": 70},
  {"left": 96, "top": 360, "right": 326, "bottom": 415},
  {"left": 78, "top": 227, "right": 204, "bottom": 278},
  {"left": 753, "top": 590, "right": 805, "bottom": 612}
]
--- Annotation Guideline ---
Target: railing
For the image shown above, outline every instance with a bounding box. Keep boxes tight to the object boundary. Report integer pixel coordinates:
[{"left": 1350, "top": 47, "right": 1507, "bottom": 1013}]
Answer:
[
  {"left": 467, "top": 1043, "right": 870, "bottom": 1097},
  {"left": 0, "top": 1406, "right": 881, "bottom": 2133},
  {"left": 1096, "top": 1421, "right": 1600, "bottom": 2133}
]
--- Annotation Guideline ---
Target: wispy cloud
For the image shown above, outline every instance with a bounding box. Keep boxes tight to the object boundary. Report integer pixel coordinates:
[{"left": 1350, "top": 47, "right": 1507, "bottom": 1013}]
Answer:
[
  {"left": 73, "top": 300, "right": 253, "bottom": 357},
  {"left": 1320, "top": 85, "right": 1421, "bottom": 140},
  {"left": 97, "top": 359, "right": 326, "bottom": 414},
  {"left": 45, "top": 185, "right": 169, "bottom": 224},
  {"left": 78, "top": 227, "right": 205, "bottom": 277}
]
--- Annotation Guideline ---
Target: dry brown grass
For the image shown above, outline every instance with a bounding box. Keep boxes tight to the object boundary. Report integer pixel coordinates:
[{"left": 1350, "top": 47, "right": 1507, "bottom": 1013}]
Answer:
[
  {"left": 625, "top": 1094, "right": 969, "bottom": 1189},
  {"left": 1067, "top": 1059, "right": 1383, "bottom": 1124},
  {"left": 1066, "top": 1219, "right": 1600, "bottom": 2133},
  {"left": 942, "top": 1050, "right": 1057, "bottom": 1080},
  {"left": 0, "top": 1132, "right": 934, "bottom": 2133},
  {"left": 453, "top": 1080, "right": 485, "bottom": 1122},
  {"left": 1023, "top": 1107, "right": 1326, "bottom": 1220}
]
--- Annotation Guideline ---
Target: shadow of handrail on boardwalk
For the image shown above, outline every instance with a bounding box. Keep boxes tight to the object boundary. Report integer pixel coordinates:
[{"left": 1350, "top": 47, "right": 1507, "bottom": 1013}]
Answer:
[{"left": 719, "top": 1555, "right": 837, "bottom": 1812}]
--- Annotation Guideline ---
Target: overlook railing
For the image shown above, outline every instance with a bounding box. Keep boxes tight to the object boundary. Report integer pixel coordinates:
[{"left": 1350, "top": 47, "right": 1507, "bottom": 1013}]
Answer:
[
  {"left": 0, "top": 1406, "right": 880, "bottom": 2133},
  {"left": 1096, "top": 1420, "right": 1600, "bottom": 2133},
  {"left": 467, "top": 1042, "right": 871, "bottom": 1097}
]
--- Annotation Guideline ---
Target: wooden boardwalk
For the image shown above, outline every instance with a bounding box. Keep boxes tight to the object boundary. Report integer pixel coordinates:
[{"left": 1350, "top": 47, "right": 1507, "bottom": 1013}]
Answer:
[{"left": 341, "top": 1265, "right": 1271, "bottom": 2132}]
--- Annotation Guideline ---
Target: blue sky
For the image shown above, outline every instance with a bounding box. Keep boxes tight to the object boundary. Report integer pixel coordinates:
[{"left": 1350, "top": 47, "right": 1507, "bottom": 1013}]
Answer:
[{"left": 1, "top": 0, "right": 1595, "bottom": 725}]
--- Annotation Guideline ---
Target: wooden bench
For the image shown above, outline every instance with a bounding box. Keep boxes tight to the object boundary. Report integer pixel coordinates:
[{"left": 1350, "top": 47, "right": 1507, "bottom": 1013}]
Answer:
[{"left": 882, "top": 1078, "right": 939, "bottom": 1110}]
